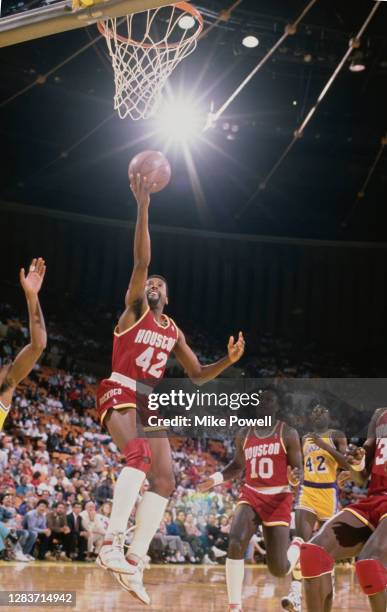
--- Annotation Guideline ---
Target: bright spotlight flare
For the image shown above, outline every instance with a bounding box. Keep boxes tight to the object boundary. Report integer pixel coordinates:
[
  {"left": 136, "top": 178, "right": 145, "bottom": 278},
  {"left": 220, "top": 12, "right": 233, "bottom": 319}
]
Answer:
[{"left": 155, "top": 97, "right": 206, "bottom": 144}]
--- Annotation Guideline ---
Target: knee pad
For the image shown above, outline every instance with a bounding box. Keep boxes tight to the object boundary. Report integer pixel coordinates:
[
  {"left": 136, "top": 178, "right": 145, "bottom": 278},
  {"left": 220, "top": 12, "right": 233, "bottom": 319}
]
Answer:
[
  {"left": 300, "top": 543, "right": 335, "bottom": 579},
  {"left": 355, "top": 559, "right": 387, "bottom": 596},
  {"left": 123, "top": 438, "right": 152, "bottom": 474}
]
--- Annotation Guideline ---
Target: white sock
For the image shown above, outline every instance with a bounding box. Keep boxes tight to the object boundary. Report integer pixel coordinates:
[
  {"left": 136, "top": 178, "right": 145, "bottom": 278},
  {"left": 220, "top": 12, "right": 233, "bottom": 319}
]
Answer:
[
  {"left": 291, "top": 579, "right": 302, "bottom": 594},
  {"left": 106, "top": 467, "right": 145, "bottom": 537},
  {"left": 226, "top": 558, "right": 244, "bottom": 606},
  {"left": 287, "top": 538, "right": 303, "bottom": 574},
  {"left": 129, "top": 491, "right": 168, "bottom": 559}
]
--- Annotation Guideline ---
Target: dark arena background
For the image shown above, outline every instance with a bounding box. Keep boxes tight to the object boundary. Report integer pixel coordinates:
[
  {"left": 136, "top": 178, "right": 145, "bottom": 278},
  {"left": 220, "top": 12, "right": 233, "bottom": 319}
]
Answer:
[{"left": 0, "top": 1, "right": 387, "bottom": 611}]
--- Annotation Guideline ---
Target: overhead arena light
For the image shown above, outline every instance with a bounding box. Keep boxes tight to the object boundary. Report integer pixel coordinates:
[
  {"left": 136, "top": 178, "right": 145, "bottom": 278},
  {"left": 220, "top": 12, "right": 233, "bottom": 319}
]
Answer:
[
  {"left": 349, "top": 51, "right": 366, "bottom": 72},
  {"left": 242, "top": 34, "right": 259, "bottom": 49},
  {"left": 178, "top": 15, "right": 196, "bottom": 30}
]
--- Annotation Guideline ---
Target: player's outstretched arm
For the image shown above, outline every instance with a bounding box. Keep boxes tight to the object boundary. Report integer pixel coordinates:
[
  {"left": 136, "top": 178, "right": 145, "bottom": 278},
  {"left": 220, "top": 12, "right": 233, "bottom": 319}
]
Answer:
[
  {"left": 173, "top": 329, "right": 245, "bottom": 385},
  {"left": 307, "top": 431, "right": 351, "bottom": 470},
  {"left": 342, "top": 408, "right": 381, "bottom": 486},
  {"left": 285, "top": 426, "right": 303, "bottom": 487},
  {"left": 0, "top": 258, "right": 47, "bottom": 401},
  {"left": 117, "top": 174, "right": 155, "bottom": 332},
  {"left": 197, "top": 432, "right": 246, "bottom": 492}
]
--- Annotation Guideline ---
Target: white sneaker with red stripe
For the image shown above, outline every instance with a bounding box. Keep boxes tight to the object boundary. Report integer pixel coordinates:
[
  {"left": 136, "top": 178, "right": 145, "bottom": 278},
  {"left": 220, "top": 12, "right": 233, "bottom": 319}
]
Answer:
[
  {"left": 113, "top": 553, "right": 150, "bottom": 605},
  {"left": 96, "top": 533, "right": 137, "bottom": 574}
]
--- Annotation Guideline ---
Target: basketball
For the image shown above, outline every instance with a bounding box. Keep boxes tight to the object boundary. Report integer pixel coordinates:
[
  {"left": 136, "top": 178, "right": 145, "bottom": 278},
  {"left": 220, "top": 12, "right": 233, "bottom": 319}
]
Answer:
[{"left": 128, "top": 150, "right": 171, "bottom": 193}]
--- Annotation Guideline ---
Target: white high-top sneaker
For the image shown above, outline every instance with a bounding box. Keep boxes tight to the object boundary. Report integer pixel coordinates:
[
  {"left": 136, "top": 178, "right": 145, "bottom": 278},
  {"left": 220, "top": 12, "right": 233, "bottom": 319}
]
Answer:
[
  {"left": 96, "top": 533, "right": 138, "bottom": 574},
  {"left": 281, "top": 580, "right": 302, "bottom": 612},
  {"left": 113, "top": 554, "right": 151, "bottom": 605}
]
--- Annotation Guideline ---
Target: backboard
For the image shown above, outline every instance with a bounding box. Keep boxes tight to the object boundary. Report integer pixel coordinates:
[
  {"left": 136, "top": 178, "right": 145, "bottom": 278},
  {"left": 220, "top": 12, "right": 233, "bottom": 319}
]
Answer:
[{"left": 0, "top": 0, "right": 175, "bottom": 47}]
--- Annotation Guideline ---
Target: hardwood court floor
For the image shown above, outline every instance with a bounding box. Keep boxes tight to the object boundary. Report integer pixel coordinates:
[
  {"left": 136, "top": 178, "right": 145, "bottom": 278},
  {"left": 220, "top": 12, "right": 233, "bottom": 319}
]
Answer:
[{"left": 0, "top": 562, "right": 367, "bottom": 611}]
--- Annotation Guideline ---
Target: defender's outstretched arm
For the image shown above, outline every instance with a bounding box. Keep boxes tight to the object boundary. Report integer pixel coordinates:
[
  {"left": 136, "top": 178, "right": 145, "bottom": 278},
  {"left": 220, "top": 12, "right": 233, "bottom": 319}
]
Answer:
[{"left": 0, "top": 258, "right": 47, "bottom": 399}]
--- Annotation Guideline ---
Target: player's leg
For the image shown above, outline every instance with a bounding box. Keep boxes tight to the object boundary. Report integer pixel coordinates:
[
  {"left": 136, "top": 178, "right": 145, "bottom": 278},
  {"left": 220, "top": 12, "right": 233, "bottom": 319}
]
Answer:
[
  {"left": 296, "top": 508, "right": 318, "bottom": 542},
  {"left": 97, "top": 408, "right": 151, "bottom": 574},
  {"left": 355, "top": 518, "right": 387, "bottom": 612},
  {"left": 263, "top": 524, "right": 292, "bottom": 577},
  {"left": 227, "top": 503, "right": 260, "bottom": 610},
  {"left": 282, "top": 509, "right": 317, "bottom": 611},
  {"left": 301, "top": 510, "right": 371, "bottom": 612},
  {"left": 114, "top": 432, "right": 174, "bottom": 605},
  {"left": 129, "top": 433, "right": 175, "bottom": 560}
]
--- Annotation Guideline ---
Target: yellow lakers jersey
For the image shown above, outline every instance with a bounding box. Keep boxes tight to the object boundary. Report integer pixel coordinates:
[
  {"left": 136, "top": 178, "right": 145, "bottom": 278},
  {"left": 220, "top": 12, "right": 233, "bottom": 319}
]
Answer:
[
  {"left": 303, "top": 431, "right": 338, "bottom": 485},
  {"left": 0, "top": 400, "right": 11, "bottom": 432}
]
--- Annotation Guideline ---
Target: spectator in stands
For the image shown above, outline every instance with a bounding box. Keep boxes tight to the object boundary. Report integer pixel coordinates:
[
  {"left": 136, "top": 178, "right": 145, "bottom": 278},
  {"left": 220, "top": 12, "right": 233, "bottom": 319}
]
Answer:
[
  {"left": 45, "top": 502, "right": 71, "bottom": 560},
  {"left": 151, "top": 520, "right": 186, "bottom": 563},
  {"left": 65, "top": 501, "right": 88, "bottom": 561},
  {"left": 23, "top": 499, "right": 51, "bottom": 560},
  {"left": 94, "top": 477, "right": 113, "bottom": 506},
  {"left": 0, "top": 441, "right": 8, "bottom": 471},
  {"left": 0, "top": 521, "right": 19, "bottom": 560},
  {"left": 80, "top": 501, "right": 106, "bottom": 559},
  {"left": 98, "top": 501, "right": 112, "bottom": 531},
  {"left": 164, "top": 510, "right": 179, "bottom": 536},
  {"left": 0, "top": 493, "right": 36, "bottom": 560},
  {"left": 175, "top": 510, "right": 202, "bottom": 562}
]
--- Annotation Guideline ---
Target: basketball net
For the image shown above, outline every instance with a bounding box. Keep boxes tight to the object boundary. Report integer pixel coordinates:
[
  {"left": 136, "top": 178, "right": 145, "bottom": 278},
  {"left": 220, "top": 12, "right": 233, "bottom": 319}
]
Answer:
[{"left": 98, "top": 3, "right": 203, "bottom": 121}]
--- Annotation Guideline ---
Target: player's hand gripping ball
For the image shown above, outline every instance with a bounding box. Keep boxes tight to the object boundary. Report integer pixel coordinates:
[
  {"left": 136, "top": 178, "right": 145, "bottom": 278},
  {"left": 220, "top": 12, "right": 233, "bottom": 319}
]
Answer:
[{"left": 128, "top": 150, "right": 171, "bottom": 194}]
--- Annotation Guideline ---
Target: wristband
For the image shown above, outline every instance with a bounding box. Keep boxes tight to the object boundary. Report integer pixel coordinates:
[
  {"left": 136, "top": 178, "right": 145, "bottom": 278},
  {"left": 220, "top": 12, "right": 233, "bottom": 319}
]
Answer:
[
  {"left": 211, "top": 472, "right": 224, "bottom": 486},
  {"left": 351, "top": 455, "right": 366, "bottom": 472}
]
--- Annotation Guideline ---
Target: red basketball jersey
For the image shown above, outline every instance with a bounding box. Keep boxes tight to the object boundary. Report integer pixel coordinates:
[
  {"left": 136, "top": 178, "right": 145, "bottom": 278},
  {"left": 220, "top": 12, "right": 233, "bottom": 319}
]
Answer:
[
  {"left": 243, "top": 421, "right": 289, "bottom": 490},
  {"left": 112, "top": 307, "right": 178, "bottom": 383},
  {"left": 368, "top": 408, "right": 387, "bottom": 495}
]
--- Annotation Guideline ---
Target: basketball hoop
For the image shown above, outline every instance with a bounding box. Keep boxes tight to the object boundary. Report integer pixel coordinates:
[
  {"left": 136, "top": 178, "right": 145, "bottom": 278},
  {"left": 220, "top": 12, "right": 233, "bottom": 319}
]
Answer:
[{"left": 98, "top": 2, "right": 203, "bottom": 120}]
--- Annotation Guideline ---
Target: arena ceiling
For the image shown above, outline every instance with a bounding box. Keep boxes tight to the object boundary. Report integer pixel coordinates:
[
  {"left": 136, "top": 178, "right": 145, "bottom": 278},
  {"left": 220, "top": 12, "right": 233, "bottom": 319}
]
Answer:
[{"left": 1, "top": 0, "right": 387, "bottom": 241}]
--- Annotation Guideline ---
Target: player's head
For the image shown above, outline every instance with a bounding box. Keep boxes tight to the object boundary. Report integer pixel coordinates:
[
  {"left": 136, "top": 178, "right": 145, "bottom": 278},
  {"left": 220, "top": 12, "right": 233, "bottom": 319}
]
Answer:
[
  {"left": 310, "top": 403, "right": 330, "bottom": 430},
  {"left": 256, "top": 386, "right": 282, "bottom": 417},
  {"left": 145, "top": 275, "right": 168, "bottom": 310}
]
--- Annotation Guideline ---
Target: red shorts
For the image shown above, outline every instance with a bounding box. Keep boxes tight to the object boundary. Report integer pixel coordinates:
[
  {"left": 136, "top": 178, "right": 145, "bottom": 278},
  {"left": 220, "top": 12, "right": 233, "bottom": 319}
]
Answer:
[
  {"left": 237, "top": 484, "right": 293, "bottom": 527},
  {"left": 95, "top": 379, "right": 165, "bottom": 431},
  {"left": 95, "top": 379, "right": 137, "bottom": 424},
  {"left": 344, "top": 493, "right": 387, "bottom": 530}
]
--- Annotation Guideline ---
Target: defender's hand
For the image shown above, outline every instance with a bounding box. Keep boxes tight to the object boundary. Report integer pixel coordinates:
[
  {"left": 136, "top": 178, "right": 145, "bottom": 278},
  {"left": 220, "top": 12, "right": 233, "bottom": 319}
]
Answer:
[
  {"left": 129, "top": 173, "right": 155, "bottom": 208},
  {"left": 197, "top": 478, "right": 216, "bottom": 493},
  {"left": 287, "top": 465, "right": 301, "bottom": 487},
  {"left": 228, "top": 332, "right": 245, "bottom": 364},
  {"left": 20, "top": 258, "right": 46, "bottom": 297},
  {"left": 346, "top": 444, "right": 365, "bottom": 467},
  {"left": 307, "top": 433, "right": 328, "bottom": 449},
  {"left": 337, "top": 471, "right": 352, "bottom": 489}
]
